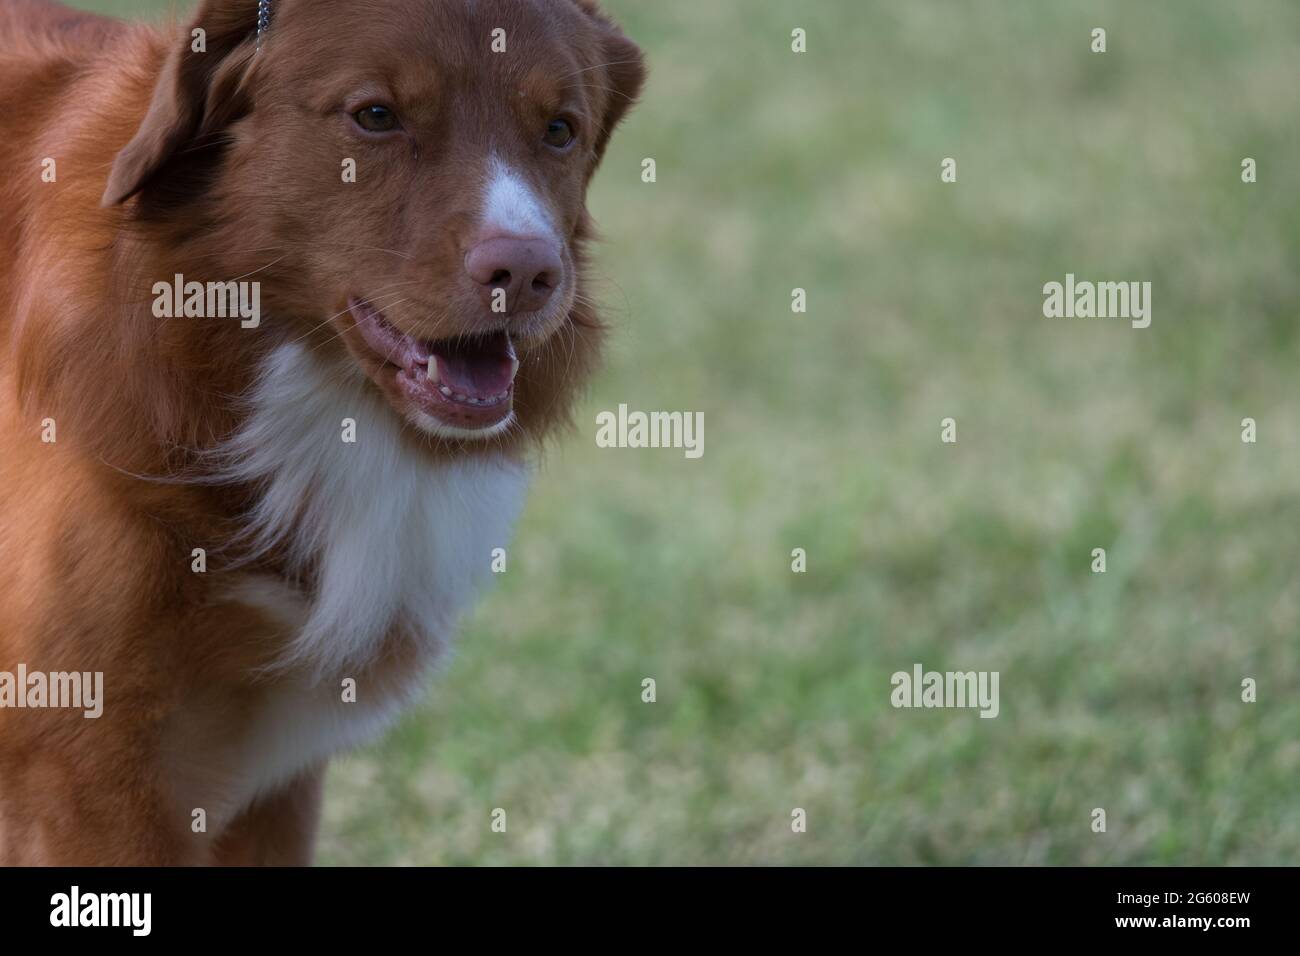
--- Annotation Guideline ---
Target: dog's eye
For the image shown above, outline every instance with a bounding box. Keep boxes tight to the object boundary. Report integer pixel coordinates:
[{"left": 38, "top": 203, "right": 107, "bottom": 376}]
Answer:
[
  {"left": 543, "top": 118, "right": 575, "bottom": 149},
  {"left": 354, "top": 105, "right": 399, "bottom": 133}
]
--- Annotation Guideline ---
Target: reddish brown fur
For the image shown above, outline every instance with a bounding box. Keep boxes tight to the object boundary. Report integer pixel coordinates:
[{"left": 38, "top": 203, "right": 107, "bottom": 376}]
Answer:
[{"left": 0, "top": 0, "right": 642, "bottom": 864}]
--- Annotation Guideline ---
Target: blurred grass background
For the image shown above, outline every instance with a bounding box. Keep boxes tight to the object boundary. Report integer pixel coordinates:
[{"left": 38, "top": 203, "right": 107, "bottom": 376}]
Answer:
[{"left": 78, "top": 0, "right": 1299, "bottom": 864}]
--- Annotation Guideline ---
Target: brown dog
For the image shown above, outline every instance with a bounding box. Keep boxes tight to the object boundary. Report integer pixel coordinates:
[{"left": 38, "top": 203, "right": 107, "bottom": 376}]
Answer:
[{"left": 0, "top": 0, "right": 642, "bottom": 864}]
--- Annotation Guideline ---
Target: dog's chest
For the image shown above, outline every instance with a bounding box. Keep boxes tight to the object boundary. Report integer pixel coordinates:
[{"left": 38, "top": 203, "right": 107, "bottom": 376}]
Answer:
[{"left": 174, "top": 344, "right": 530, "bottom": 826}]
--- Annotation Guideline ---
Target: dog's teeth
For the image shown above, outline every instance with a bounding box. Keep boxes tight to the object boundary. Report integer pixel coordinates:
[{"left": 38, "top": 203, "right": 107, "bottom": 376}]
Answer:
[
  {"left": 506, "top": 336, "right": 520, "bottom": 381},
  {"left": 433, "top": 384, "right": 510, "bottom": 406},
  {"left": 426, "top": 362, "right": 440, "bottom": 384}
]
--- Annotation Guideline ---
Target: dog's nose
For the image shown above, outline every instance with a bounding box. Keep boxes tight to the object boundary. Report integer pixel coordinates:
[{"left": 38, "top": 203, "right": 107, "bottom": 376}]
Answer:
[{"left": 464, "top": 236, "right": 563, "bottom": 315}]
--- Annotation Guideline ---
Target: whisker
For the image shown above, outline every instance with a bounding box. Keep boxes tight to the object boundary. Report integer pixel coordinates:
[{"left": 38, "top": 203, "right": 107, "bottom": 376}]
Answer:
[
  {"left": 229, "top": 253, "right": 288, "bottom": 283},
  {"left": 559, "top": 83, "right": 637, "bottom": 102},
  {"left": 555, "top": 58, "right": 642, "bottom": 81},
  {"left": 307, "top": 298, "right": 413, "bottom": 357},
  {"left": 284, "top": 284, "right": 420, "bottom": 348}
]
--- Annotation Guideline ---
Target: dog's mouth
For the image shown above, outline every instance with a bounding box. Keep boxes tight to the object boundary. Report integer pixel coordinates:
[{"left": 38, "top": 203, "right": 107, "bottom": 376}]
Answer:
[{"left": 347, "top": 297, "right": 518, "bottom": 432}]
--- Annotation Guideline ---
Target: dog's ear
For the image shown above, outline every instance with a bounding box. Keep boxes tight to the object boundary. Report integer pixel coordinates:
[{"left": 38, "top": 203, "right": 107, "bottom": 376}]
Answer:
[
  {"left": 102, "top": 0, "right": 262, "bottom": 206},
  {"left": 571, "top": 1, "right": 646, "bottom": 167}
]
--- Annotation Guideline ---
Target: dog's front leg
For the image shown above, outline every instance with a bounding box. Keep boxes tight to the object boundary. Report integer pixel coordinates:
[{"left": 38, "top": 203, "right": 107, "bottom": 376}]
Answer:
[
  {"left": 209, "top": 766, "right": 326, "bottom": 866},
  {"left": 0, "top": 749, "right": 201, "bottom": 866}
]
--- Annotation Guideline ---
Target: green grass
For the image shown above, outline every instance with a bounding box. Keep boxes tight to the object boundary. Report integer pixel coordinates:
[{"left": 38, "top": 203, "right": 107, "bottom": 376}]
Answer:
[{"left": 79, "top": 0, "right": 1300, "bottom": 864}]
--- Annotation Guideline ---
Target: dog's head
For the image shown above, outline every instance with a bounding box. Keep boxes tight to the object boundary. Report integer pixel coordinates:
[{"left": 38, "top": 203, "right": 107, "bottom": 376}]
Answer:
[{"left": 104, "top": 0, "right": 643, "bottom": 442}]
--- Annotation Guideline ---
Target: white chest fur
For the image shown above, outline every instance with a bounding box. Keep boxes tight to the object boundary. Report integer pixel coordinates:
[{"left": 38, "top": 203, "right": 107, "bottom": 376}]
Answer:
[{"left": 182, "top": 342, "right": 530, "bottom": 822}]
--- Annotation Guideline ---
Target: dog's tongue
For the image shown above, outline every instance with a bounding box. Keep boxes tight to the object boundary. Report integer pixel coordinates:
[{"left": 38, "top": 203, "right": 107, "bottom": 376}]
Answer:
[{"left": 431, "top": 332, "right": 517, "bottom": 398}]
